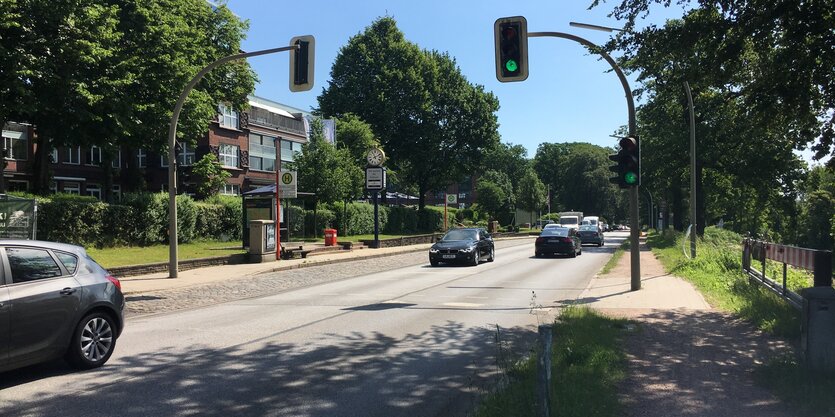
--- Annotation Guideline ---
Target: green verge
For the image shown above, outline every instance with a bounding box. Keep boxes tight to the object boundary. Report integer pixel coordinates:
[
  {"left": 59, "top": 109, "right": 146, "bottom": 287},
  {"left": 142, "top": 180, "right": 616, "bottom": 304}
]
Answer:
[
  {"left": 599, "top": 240, "right": 629, "bottom": 276},
  {"left": 648, "top": 227, "right": 835, "bottom": 416},
  {"left": 87, "top": 240, "right": 246, "bottom": 269},
  {"left": 474, "top": 307, "right": 628, "bottom": 417}
]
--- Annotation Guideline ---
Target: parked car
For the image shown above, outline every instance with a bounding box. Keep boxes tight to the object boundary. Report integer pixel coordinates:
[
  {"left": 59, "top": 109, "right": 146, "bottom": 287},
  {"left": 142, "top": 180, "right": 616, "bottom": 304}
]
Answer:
[
  {"left": 0, "top": 240, "right": 125, "bottom": 373},
  {"left": 578, "top": 225, "right": 605, "bottom": 246},
  {"left": 429, "top": 228, "right": 495, "bottom": 266},
  {"left": 535, "top": 226, "right": 581, "bottom": 258}
]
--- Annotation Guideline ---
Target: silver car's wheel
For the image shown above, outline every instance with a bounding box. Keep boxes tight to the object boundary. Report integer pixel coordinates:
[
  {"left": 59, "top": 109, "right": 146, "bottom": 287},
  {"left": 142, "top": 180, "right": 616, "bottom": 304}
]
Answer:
[{"left": 66, "top": 312, "right": 117, "bottom": 370}]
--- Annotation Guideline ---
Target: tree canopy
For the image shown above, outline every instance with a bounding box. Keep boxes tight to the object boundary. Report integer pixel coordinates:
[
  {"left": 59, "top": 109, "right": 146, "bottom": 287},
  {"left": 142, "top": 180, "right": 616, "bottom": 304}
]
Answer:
[{"left": 318, "top": 17, "right": 501, "bottom": 208}]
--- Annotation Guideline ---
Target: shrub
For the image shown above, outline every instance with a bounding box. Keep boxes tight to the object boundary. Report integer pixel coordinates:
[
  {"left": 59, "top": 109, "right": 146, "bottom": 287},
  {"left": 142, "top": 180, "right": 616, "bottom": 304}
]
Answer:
[
  {"left": 305, "top": 208, "right": 336, "bottom": 236},
  {"left": 331, "top": 202, "right": 377, "bottom": 235}
]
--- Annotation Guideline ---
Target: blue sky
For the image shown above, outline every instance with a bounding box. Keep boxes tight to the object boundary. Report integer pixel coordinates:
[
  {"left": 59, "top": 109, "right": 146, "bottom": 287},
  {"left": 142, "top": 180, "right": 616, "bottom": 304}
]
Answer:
[{"left": 226, "top": 0, "right": 688, "bottom": 157}]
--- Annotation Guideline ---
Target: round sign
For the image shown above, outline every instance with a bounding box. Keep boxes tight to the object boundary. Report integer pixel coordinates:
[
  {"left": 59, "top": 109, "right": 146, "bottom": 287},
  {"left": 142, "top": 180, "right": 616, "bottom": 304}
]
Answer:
[
  {"left": 282, "top": 172, "right": 293, "bottom": 185},
  {"left": 446, "top": 194, "right": 457, "bottom": 204}
]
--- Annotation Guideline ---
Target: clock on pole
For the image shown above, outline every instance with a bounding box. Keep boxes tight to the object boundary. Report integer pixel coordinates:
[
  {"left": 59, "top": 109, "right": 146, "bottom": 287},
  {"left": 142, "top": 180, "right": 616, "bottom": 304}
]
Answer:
[{"left": 366, "top": 148, "right": 385, "bottom": 167}]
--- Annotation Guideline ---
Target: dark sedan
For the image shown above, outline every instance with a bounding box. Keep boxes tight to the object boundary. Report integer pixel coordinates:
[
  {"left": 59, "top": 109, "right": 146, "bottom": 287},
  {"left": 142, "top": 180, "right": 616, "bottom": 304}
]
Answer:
[
  {"left": 0, "top": 240, "right": 125, "bottom": 373},
  {"left": 429, "top": 228, "right": 495, "bottom": 266},
  {"left": 535, "top": 227, "right": 581, "bottom": 258},
  {"left": 578, "top": 225, "right": 605, "bottom": 246}
]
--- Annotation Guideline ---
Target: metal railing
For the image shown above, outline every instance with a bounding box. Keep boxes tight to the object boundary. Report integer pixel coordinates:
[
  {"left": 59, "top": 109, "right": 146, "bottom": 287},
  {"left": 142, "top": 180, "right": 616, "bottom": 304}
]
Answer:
[{"left": 742, "top": 238, "right": 832, "bottom": 310}]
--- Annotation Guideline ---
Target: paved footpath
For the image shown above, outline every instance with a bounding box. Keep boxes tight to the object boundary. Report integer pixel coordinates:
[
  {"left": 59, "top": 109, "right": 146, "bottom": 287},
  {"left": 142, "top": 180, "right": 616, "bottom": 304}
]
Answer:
[{"left": 579, "top": 240, "right": 795, "bottom": 417}]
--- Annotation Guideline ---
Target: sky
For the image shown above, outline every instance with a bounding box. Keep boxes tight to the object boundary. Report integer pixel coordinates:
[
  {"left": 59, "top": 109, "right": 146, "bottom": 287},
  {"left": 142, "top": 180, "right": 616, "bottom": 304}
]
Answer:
[{"left": 224, "top": 0, "right": 690, "bottom": 158}]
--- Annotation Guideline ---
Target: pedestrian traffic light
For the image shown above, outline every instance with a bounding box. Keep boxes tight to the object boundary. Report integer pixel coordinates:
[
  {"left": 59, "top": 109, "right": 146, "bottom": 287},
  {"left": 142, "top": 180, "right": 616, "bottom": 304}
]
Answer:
[
  {"left": 289, "top": 35, "right": 315, "bottom": 92},
  {"left": 494, "top": 16, "right": 528, "bottom": 82},
  {"left": 608, "top": 135, "right": 640, "bottom": 188}
]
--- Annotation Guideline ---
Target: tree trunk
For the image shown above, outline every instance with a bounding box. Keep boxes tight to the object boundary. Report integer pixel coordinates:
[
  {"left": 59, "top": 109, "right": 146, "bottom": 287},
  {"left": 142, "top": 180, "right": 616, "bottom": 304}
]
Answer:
[
  {"left": 418, "top": 185, "right": 426, "bottom": 210},
  {"left": 696, "top": 161, "right": 706, "bottom": 236},
  {"left": 672, "top": 180, "right": 684, "bottom": 231},
  {"left": 102, "top": 151, "right": 114, "bottom": 203},
  {"left": 31, "top": 135, "right": 51, "bottom": 195}
]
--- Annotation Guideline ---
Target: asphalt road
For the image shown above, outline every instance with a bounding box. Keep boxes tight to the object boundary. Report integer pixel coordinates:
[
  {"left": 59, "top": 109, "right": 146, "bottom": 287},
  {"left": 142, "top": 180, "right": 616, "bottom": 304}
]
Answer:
[{"left": 0, "top": 233, "right": 626, "bottom": 417}]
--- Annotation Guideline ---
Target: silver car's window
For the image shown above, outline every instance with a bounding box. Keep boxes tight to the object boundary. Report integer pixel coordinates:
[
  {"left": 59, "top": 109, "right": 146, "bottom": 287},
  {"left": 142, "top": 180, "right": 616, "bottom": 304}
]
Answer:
[
  {"left": 7, "top": 247, "right": 63, "bottom": 283},
  {"left": 55, "top": 251, "right": 79, "bottom": 274}
]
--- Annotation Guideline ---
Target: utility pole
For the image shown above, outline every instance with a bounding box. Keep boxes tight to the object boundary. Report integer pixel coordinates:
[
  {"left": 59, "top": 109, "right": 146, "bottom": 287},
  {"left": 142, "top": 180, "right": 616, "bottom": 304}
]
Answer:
[{"left": 684, "top": 81, "right": 696, "bottom": 258}]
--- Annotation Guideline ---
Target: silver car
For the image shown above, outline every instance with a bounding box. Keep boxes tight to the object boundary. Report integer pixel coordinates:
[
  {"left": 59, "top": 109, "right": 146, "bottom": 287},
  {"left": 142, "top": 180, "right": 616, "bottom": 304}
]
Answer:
[{"left": 0, "top": 240, "right": 125, "bottom": 373}]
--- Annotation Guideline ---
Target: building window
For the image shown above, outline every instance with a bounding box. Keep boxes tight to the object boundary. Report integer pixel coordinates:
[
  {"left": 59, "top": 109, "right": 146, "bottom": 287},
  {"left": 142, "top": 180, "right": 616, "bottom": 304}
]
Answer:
[
  {"left": 249, "top": 133, "right": 276, "bottom": 172},
  {"left": 178, "top": 142, "right": 195, "bottom": 166},
  {"left": 137, "top": 149, "right": 147, "bottom": 168},
  {"left": 280, "top": 139, "right": 302, "bottom": 163},
  {"left": 65, "top": 147, "right": 81, "bottom": 165},
  {"left": 112, "top": 185, "right": 121, "bottom": 201},
  {"left": 221, "top": 184, "right": 240, "bottom": 195},
  {"left": 3, "top": 133, "right": 28, "bottom": 161},
  {"left": 8, "top": 180, "right": 28, "bottom": 192},
  {"left": 219, "top": 143, "right": 239, "bottom": 168},
  {"left": 111, "top": 149, "right": 121, "bottom": 169},
  {"left": 50, "top": 148, "right": 58, "bottom": 163},
  {"left": 87, "top": 146, "right": 102, "bottom": 166},
  {"left": 86, "top": 184, "right": 102, "bottom": 200},
  {"left": 218, "top": 104, "right": 238, "bottom": 129},
  {"left": 63, "top": 182, "right": 80, "bottom": 195}
]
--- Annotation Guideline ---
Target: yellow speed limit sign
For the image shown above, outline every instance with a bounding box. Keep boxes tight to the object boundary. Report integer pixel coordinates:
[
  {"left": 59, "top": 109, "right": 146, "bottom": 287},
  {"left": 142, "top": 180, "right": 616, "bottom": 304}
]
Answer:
[{"left": 279, "top": 170, "right": 297, "bottom": 198}]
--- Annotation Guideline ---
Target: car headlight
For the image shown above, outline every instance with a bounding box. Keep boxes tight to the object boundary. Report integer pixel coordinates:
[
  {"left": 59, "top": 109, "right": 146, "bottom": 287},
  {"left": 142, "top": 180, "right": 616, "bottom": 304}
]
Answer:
[
  {"left": 460, "top": 246, "right": 476, "bottom": 253},
  {"left": 429, "top": 247, "right": 439, "bottom": 253}
]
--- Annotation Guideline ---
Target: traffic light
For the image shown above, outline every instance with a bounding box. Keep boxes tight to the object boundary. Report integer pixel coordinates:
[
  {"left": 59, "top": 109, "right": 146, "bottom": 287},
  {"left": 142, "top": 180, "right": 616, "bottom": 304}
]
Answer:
[
  {"left": 289, "top": 35, "right": 315, "bottom": 92},
  {"left": 494, "top": 16, "right": 528, "bottom": 82},
  {"left": 608, "top": 135, "right": 640, "bottom": 188}
]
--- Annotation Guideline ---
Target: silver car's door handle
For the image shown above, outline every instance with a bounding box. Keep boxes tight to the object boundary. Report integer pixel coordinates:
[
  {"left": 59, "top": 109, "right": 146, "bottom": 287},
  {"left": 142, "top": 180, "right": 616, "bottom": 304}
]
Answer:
[{"left": 59, "top": 287, "right": 77, "bottom": 296}]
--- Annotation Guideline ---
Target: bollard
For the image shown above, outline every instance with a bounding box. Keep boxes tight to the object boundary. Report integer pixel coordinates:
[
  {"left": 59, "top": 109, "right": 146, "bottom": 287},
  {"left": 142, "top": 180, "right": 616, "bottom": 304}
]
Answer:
[
  {"left": 813, "top": 250, "right": 833, "bottom": 287},
  {"left": 537, "top": 324, "right": 553, "bottom": 417},
  {"left": 801, "top": 286, "right": 835, "bottom": 373}
]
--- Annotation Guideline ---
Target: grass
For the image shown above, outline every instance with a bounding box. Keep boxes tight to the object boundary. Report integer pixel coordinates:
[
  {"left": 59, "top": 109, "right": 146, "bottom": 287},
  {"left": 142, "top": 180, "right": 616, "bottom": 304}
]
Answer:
[
  {"left": 86, "top": 240, "right": 246, "bottom": 269},
  {"left": 475, "top": 307, "right": 629, "bottom": 417},
  {"left": 599, "top": 240, "right": 629, "bottom": 276},
  {"left": 647, "top": 227, "right": 806, "bottom": 338},
  {"left": 648, "top": 227, "right": 835, "bottom": 416}
]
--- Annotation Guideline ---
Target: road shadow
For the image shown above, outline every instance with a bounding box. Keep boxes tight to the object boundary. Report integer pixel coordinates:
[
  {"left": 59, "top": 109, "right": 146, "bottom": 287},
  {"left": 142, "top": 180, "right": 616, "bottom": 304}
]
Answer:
[
  {"left": 609, "top": 309, "right": 795, "bottom": 417},
  {"left": 0, "top": 320, "right": 536, "bottom": 417}
]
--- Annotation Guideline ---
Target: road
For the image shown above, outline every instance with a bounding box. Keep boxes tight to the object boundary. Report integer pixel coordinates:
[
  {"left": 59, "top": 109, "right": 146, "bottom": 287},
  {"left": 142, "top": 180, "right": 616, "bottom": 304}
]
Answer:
[{"left": 0, "top": 232, "right": 626, "bottom": 417}]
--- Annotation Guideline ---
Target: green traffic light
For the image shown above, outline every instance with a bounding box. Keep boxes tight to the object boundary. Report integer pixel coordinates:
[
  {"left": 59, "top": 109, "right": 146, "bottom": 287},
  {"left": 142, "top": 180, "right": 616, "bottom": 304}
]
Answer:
[
  {"left": 505, "top": 59, "right": 518, "bottom": 72},
  {"left": 624, "top": 171, "right": 638, "bottom": 185}
]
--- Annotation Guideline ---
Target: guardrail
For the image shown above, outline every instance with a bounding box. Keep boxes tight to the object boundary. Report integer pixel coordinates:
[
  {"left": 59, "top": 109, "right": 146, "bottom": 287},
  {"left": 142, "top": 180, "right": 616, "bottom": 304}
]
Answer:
[{"left": 742, "top": 238, "right": 832, "bottom": 310}]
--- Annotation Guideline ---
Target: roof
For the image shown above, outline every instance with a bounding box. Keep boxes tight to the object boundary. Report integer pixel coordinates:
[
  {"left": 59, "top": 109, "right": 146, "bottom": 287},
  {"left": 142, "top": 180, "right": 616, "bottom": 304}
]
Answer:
[
  {"left": 0, "top": 239, "right": 86, "bottom": 253},
  {"left": 248, "top": 95, "right": 311, "bottom": 119},
  {"left": 242, "top": 184, "right": 315, "bottom": 197}
]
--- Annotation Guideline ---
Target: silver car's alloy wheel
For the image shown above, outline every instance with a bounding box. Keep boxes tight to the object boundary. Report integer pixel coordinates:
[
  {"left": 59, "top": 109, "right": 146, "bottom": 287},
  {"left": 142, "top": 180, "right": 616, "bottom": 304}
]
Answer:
[{"left": 80, "top": 317, "right": 113, "bottom": 362}]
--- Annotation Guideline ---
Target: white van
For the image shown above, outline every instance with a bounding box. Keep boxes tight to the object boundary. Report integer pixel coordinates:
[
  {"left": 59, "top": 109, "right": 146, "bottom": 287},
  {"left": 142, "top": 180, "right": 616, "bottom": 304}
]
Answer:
[{"left": 581, "top": 216, "right": 601, "bottom": 231}]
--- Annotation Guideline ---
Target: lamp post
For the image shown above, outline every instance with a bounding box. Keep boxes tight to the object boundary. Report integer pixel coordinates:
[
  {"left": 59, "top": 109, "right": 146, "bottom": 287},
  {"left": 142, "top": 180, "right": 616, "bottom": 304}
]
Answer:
[
  {"left": 167, "top": 44, "right": 299, "bottom": 278},
  {"left": 561, "top": 23, "right": 640, "bottom": 290}
]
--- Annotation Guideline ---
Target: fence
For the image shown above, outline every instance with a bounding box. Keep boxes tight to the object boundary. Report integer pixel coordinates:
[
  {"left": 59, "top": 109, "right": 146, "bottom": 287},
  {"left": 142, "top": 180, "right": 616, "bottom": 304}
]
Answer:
[
  {"left": 742, "top": 238, "right": 832, "bottom": 310},
  {"left": 0, "top": 194, "right": 37, "bottom": 239}
]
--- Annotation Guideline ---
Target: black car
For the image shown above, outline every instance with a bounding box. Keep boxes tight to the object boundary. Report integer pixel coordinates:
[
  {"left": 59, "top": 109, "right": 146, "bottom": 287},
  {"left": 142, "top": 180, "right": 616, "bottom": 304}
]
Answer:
[
  {"left": 0, "top": 240, "right": 125, "bottom": 373},
  {"left": 429, "top": 228, "right": 495, "bottom": 266},
  {"left": 578, "top": 225, "right": 605, "bottom": 246},
  {"left": 535, "top": 227, "right": 581, "bottom": 258}
]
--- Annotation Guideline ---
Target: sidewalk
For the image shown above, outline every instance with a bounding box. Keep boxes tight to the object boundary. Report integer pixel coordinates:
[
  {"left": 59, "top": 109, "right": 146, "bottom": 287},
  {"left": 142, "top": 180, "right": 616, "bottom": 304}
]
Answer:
[
  {"left": 119, "top": 242, "right": 434, "bottom": 295},
  {"left": 578, "top": 239, "right": 793, "bottom": 417}
]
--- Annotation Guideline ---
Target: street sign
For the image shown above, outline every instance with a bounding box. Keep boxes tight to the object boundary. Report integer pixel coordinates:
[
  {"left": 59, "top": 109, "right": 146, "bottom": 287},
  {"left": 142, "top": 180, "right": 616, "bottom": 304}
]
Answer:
[
  {"left": 446, "top": 194, "right": 457, "bottom": 204},
  {"left": 279, "top": 170, "right": 297, "bottom": 198},
  {"left": 366, "top": 167, "right": 386, "bottom": 190}
]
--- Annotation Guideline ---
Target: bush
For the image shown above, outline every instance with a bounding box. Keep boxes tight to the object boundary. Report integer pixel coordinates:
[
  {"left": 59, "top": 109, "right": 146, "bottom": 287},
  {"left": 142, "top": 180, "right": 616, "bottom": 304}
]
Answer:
[
  {"left": 286, "top": 205, "right": 306, "bottom": 237},
  {"left": 417, "top": 207, "right": 444, "bottom": 232},
  {"left": 331, "top": 202, "right": 377, "bottom": 235},
  {"left": 305, "top": 208, "right": 336, "bottom": 237},
  {"left": 121, "top": 192, "right": 168, "bottom": 245}
]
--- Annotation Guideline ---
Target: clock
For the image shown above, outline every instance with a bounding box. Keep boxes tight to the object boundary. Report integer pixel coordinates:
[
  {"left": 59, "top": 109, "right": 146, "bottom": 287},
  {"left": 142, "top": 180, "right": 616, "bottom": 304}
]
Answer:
[{"left": 366, "top": 148, "right": 385, "bottom": 166}]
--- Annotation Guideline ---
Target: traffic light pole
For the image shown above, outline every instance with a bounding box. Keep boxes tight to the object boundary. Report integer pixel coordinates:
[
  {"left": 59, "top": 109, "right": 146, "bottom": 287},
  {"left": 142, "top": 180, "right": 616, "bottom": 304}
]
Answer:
[
  {"left": 529, "top": 31, "right": 641, "bottom": 290},
  {"left": 166, "top": 44, "right": 298, "bottom": 278}
]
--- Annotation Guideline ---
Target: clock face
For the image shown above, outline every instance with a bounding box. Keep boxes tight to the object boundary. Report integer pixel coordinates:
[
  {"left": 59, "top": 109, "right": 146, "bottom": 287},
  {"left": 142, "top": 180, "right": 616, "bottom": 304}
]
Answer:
[{"left": 367, "top": 148, "right": 385, "bottom": 166}]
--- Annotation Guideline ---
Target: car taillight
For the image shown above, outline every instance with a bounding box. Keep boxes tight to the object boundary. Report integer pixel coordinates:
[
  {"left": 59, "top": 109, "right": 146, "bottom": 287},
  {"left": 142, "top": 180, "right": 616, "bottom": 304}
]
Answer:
[
  {"left": 106, "top": 274, "right": 122, "bottom": 291},
  {"left": 562, "top": 237, "right": 573, "bottom": 243},
  {"left": 535, "top": 237, "right": 544, "bottom": 244}
]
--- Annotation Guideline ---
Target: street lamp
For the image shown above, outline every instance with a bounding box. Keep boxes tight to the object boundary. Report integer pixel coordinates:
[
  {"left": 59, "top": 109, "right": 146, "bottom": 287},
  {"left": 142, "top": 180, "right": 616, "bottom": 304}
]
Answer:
[
  {"left": 568, "top": 22, "right": 625, "bottom": 33},
  {"left": 167, "top": 43, "right": 303, "bottom": 278}
]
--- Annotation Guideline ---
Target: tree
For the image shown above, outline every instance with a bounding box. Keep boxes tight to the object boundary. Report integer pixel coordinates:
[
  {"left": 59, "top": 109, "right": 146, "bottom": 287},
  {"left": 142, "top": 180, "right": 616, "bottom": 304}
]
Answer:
[
  {"left": 318, "top": 17, "right": 500, "bottom": 208},
  {"left": 291, "top": 118, "right": 360, "bottom": 205},
  {"left": 475, "top": 180, "right": 506, "bottom": 222},
  {"left": 482, "top": 142, "right": 530, "bottom": 190},
  {"left": 517, "top": 168, "right": 547, "bottom": 225},
  {"left": 190, "top": 153, "right": 231, "bottom": 199},
  {"left": 335, "top": 113, "right": 379, "bottom": 166}
]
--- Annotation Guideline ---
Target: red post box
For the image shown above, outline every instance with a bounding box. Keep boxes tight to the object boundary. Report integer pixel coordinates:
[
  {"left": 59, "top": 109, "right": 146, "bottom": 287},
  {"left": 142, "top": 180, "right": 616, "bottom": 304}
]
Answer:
[{"left": 324, "top": 228, "right": 337, "bottom": 246}]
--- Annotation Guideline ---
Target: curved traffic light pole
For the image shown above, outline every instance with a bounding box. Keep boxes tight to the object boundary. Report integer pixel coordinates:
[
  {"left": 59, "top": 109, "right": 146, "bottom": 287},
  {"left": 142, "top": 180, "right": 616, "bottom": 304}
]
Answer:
[
  {"left": 529, "top": 31, "right": 641, "bottom": 290},
  {"left": 167, "top": 45, "right": 299, "bottom": 278}
]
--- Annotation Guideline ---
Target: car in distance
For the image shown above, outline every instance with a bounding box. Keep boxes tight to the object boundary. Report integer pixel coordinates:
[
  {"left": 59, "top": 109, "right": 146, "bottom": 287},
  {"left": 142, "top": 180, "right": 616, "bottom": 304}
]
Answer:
[
  {"left": 578, "top": 225, "right": 605, "bottom": 246},
  {"left": 0, "top": 240, "right": 125, "bottom": 373},
  {"left": 429, "top": 228, "right": 495, "bottom": 266},
  {"left": 535, "top": 226, "right": 581, "bottom": 258}
]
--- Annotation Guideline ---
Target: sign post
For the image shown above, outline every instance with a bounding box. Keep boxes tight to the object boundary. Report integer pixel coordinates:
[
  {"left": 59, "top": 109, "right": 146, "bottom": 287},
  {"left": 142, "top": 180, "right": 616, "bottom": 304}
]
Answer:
[
  {"left": 365, "top": 166, "right": 386, "bottom": 248},
  {"left": 445, "top": 193, "right": 458, "bottom": 230}
]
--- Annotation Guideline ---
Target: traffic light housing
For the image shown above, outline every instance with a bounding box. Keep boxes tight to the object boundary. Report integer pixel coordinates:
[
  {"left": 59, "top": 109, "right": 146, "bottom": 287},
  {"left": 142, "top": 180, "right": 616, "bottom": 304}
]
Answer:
[
  {"left": 494, "top": 16, "right": 528, "bottom": 82},
  {"left": 289, "top": 35, "right": 315, "bottom": 92},
  {"left": 608, "top": 135, "right": 640, "bottom": 188}
]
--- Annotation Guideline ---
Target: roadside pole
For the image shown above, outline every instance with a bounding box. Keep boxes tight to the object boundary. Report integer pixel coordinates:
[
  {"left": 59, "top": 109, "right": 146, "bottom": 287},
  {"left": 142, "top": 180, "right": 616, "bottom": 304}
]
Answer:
[
  {"left": 685, "top": 81, "right": 697, "bottom": 258},
  {"left": 527, "top": 31, "right": 641, "bottom": 290}
]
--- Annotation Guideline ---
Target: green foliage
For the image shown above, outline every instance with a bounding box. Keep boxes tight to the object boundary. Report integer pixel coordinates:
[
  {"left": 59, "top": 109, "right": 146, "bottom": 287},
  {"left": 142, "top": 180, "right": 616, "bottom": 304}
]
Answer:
[
  {"left": 517, "top": 168, "right": 547, "bottom": 214},
  {"left": 475, "top": 307, "right": 627, "bottom": 417},
  {"left": 331, "top": 202, "right": 376, "bottom": 236},
  {"left": 335, "top": 113, "right": 379, "bottom": 166},
  {"left": 285, "top": 205, "right": 306, "bottom": 237},
  {"left": 318, "top": 16, "right": 500, "bottom": 208},
  {"left": 191, "top": 153, "right": 231, "bottom": 199},
  {"left": 305, "top": 208, "right": 336, "bottom": 235},
  {"left": 193, "top": 201, "right": 240, "bottom": 241},
  {"left": 648, "top": 227, "right": 806, "bottom": 338},
  {"left": 475, "top": 180, "right": 506, "bottom": 221},
  {"left": 292, "top": 118, "right": 361, "bottom": 204}
]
